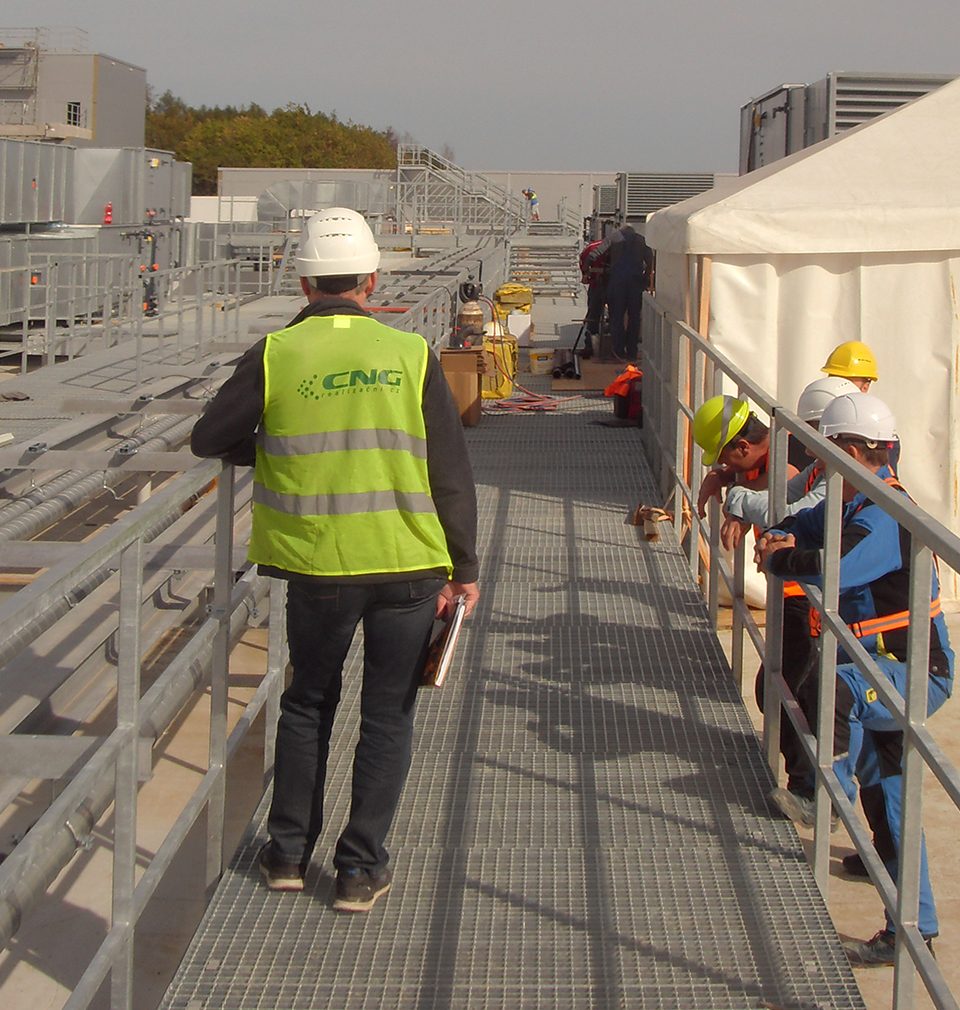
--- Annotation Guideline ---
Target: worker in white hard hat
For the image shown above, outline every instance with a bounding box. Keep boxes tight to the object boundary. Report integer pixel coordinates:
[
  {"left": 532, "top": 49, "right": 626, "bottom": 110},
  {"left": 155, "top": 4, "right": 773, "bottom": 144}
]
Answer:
[
  {"left": 755, "top": 391, "right": 953, "bottom": 967},
  {"left": 191, "top": 208, "right": 480, "bottom": 913}
]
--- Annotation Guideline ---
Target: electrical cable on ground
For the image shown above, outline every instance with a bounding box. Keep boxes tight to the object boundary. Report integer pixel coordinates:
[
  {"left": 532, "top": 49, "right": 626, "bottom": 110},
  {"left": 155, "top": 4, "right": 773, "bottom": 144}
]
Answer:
[{"left": 477, "top": 296, "right": 584, "bottom": 415}]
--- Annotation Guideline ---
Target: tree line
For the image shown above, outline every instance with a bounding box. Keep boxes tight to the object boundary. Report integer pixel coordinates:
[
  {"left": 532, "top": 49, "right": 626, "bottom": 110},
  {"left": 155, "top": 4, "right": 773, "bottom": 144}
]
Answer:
[{"left": 146, "top": 91, "right": 399, "bottom": 195}]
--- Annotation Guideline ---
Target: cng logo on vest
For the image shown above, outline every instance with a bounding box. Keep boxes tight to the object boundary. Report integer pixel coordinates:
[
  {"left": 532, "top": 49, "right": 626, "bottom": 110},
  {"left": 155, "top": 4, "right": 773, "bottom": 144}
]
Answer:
[{"left": 298, "top": 368, "right": 403, "bottom": 399}]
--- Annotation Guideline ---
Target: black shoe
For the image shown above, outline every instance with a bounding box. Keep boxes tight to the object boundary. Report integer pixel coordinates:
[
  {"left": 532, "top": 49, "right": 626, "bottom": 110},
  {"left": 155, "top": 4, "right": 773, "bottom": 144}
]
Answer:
[
  {"left": 841, "top": 852, "right": 870, "bottom": 879},
  {"left": 333, "top": 866, "right": 393, "bottom": 912},
  {"left": 258, "top": 842, "right": 305, "bottom": 892},
  {"left": 843, "top": 929, "right": 936, "bottom": 968},
  {"left": 581, "top": 335, "right": 594, "bottom": 359}
]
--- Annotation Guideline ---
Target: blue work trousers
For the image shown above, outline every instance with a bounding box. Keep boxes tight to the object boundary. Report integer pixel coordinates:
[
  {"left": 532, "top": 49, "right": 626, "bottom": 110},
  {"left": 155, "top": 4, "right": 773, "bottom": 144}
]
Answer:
[
  {"left": 607, "top": 280, "right": 642, "bottom": 360},
  {"left": 834, "top": 656, "right": 951, "bottom": 937},
  {"left": 267, "top": 577, "right": 445, "bottom": 874}
]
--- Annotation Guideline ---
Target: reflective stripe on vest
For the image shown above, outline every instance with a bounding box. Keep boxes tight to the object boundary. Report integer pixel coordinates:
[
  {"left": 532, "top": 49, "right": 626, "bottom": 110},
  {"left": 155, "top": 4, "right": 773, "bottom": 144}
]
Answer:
[
  {"left": 808, "top": 475, "right": 940, "bottom": 639},
  {"left": 253, "top": 484, "right": 436, "bottom": 517},
  {"left": 258, "top": 428, "right": 428, "bottom": 459}
]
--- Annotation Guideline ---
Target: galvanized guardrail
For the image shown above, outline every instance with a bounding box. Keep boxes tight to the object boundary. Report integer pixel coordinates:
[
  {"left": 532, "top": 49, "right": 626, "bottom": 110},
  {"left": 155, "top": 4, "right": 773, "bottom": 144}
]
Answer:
[
  {"left": 0, "top": 461, "right": 283, "bottom": 1010},
  {"left": 0, "top": 257, "right": 247, "bottom": 378},
  {"left": 641, "top": 292, "right": 960, "bottom": 1010}
]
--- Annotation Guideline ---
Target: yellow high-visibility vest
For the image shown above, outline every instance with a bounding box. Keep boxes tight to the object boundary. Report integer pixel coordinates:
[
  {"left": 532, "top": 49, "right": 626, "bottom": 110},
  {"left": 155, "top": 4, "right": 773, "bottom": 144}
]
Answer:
[{"left": 250, "top": 314, "right": 453, "bottom": 578}]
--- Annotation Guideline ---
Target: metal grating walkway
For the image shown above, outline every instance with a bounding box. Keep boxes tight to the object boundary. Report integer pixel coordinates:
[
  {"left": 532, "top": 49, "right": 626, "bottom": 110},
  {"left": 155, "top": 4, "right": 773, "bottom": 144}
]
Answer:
[{"left": 160, "top": 387, "right": 865, "bottom": 1010}]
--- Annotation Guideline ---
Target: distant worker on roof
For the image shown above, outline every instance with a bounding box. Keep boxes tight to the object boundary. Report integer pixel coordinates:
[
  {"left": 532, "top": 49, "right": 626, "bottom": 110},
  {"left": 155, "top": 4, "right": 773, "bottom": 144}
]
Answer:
[
  {"left": 521, "top": 188, "right": 540, "bottom": 222},
  {"left": 191, "top": 207, "right": 480, "bottom": 914},
  {"left": 756, "top": 391, "right": 953, "bottom": 968}
]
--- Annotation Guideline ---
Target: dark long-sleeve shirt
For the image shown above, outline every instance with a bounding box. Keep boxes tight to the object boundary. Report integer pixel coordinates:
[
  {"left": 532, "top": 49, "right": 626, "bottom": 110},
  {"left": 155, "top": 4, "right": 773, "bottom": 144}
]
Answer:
[{"left": 191, "top": 297, "right": 480, "bottom": 584}]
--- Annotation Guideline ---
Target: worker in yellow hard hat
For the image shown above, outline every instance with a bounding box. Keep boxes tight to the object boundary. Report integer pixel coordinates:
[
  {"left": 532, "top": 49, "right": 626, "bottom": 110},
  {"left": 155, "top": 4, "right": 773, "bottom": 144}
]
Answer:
[
  {"left": 693, "top": 395, "right": 786, "bottom": 519},
  {"left": 821, "top": 340, "right": 878, "bottom": 392}
]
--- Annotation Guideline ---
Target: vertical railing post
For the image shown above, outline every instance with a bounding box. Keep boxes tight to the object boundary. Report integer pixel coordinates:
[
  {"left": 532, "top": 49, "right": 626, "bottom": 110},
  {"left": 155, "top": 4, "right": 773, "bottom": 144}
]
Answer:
[
  {"left": 264, "top": 579, "right": 287, "bottom": 785},
  {"left": 111, "top": 536, "right": 144, "bottom": 1009},
  {"left": 893, "top": 540, "right": 934, "bottom": 1007},
  {"left": 206, "top": 465, "right": 235, "bottom": 889},
  {"left": 812, "top": 468, "right": 843, "bottom": 888},
  {"left": 762, "top": 416, "right": 789, "bottom": 769},
  {"left": 44, "top": 259, "right": 58, "bottom": 368}
]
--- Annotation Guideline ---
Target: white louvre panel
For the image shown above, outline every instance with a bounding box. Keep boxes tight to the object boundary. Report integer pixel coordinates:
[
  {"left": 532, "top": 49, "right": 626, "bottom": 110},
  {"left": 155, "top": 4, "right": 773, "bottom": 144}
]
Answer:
[
  {"left": 619, "top": 173, "right": 715, "bottom": 219},
  {"left": 595, "top": 184, "right": 617, "bottom": 215},
  {"left": 831, "top": 73, "right": 955, "bottom": 133}
]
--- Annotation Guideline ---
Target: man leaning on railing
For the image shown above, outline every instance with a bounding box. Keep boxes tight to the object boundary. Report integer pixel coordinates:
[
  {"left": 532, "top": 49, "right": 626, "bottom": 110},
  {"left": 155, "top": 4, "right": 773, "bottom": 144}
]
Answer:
[{"left": 755, "top": 391, "right": 954, "bottom": 968}]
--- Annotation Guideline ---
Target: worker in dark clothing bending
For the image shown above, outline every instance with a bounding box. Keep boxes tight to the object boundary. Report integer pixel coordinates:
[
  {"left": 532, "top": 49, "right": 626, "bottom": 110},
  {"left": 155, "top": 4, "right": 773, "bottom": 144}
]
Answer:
[
  {"left": 586, "top": 224, "right": 652, "bottom": 360},
  {"left": 756, "top": 391, "right": 953, "bottom": 968},
  {"left": 191, "top": 208, "right": 480, "bottom": 914}
]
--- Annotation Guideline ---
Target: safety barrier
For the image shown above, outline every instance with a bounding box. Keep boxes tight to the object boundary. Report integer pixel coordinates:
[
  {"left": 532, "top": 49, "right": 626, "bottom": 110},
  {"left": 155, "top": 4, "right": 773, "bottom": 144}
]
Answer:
[
  {"left": 0, "top": 462, "right": 282, "bottom": 1010},
  {"left": 0, "top": 257, "right": 247, "bottom": 378},
  {"left": 640, "top": 292, "right": 960, "bottom": 1010}
]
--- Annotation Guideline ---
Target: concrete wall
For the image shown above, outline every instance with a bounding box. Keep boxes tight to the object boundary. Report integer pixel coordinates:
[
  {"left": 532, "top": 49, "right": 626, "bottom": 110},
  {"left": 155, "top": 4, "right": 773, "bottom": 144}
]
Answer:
[{"left": 35, "top": 52, "right": 145, "bottom": 147}]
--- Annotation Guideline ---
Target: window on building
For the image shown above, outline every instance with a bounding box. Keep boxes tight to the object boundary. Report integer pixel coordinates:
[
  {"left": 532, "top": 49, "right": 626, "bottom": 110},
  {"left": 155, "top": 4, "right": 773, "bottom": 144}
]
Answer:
[{"left": 66, "top": 101, "right": 82, "bottom": 127}]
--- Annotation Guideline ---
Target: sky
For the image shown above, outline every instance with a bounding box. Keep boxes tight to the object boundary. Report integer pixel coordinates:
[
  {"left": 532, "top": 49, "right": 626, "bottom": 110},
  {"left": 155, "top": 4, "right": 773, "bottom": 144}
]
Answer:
[{"left": 5, "top": 1, "right": 960, "bottom": 173}]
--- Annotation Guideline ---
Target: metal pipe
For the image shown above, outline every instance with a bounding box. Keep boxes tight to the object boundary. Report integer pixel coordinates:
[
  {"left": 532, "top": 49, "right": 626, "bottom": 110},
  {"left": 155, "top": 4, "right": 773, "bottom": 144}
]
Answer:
[{"left": 0, "top": 414, "right": 196, "bottom": 541}]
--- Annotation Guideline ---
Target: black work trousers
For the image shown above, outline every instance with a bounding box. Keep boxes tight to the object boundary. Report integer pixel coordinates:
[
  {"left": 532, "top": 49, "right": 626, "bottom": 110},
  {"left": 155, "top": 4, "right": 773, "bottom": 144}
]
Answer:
[
  {"left": 755, "top": 595, "right": 815, "bottom": 795},
  {"left": 267, "top": 577, "right": 445, "bottom": 873}
]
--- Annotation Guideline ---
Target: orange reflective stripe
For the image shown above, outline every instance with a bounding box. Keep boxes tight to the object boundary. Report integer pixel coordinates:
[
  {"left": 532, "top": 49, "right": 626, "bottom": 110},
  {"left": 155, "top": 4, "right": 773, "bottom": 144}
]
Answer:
[
  {"left": 849, "top": 598, "right": 942, "bottom": 638},
  {"left": 783, "top": 581, "right": 806, "bottom": 597}
]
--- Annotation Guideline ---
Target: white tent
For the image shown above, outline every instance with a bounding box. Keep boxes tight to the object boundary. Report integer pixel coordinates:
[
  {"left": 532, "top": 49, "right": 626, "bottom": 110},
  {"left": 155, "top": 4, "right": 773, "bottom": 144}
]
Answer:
[{"left": 646, "top": 78, "right": 960, "bottom": 596}]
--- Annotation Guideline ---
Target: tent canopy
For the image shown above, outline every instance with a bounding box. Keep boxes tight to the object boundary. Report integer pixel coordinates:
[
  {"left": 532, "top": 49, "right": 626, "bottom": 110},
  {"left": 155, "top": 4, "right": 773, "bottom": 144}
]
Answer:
[{"left": 646, "top": 78, "right": 960, "bottom": 256}]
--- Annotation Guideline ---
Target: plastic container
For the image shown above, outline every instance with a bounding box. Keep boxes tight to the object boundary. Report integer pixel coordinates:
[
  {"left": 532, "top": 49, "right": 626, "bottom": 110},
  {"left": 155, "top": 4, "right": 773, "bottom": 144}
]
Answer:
[{"left": 529, "top": 350, "right": 553, "bottom": 375}]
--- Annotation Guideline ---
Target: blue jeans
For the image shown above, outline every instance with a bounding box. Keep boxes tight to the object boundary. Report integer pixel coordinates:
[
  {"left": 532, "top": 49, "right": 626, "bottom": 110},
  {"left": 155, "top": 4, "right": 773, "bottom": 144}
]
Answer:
[
  {"left": 833, "top": 656, "right": 952, "bottom": 936},
  {"left": 267, "top": 577, "right": 445, "bottom": 873}
]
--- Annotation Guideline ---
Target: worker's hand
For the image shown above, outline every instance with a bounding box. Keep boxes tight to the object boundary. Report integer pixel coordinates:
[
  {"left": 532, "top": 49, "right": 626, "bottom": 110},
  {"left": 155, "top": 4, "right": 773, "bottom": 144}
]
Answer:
[
  {"left": 437, "top": 580, "right": 480, "bottom": 619},
  {"left": 754, "top": 532, "right": 795, "bottom": 572},
  {"left": 697, "top": 470, "right": 729, "bottom": 518},
  {"left": 720, "top": 516, "right": 750, "bottom": 552}
]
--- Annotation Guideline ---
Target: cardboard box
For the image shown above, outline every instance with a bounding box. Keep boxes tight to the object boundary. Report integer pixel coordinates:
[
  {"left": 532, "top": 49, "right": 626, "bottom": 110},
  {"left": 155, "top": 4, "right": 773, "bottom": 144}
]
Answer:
[{"left": 440, "top": 349, "right": 483, "bottom": 426}]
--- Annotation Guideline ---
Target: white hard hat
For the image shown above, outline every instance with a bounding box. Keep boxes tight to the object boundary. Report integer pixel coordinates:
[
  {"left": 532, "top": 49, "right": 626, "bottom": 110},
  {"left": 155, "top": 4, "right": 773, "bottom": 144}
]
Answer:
[
  {"left": 819, "top": 391, "right": 898, "bottom": 442},
  {"left": 796, "top": 376, "right": 860, "bottom": 422},
  {"left": 295, "top": 208, "right": 380, "bottom": 278}
]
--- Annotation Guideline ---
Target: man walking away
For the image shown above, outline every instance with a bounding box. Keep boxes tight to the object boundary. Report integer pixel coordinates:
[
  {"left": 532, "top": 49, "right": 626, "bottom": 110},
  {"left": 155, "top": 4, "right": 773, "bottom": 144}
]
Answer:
[{"left": 191, "top": 208, "right": 480, "bottom": 912}]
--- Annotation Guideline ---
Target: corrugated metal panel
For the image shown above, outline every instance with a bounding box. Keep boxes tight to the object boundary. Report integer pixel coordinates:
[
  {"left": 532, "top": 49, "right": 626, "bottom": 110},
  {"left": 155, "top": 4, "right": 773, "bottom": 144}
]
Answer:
[
  {"left": 594, "top": 184, "right": 617, "bottom": 215},
  {"left": 829, "top": 72, "right": 955, "bottom": 133},
  {"left": 0, "top": 138, "right": 73, "bottom": 224},
  {"left": 617, "top": 173, "right": 716, "bottom": 219}
]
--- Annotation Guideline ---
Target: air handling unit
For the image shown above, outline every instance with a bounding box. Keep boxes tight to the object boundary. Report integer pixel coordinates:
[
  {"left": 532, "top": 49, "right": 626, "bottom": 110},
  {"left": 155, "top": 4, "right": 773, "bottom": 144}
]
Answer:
[
  {"left": 739, "top": 71, "right": 956, "bottom": 173},
  {"left": 616, "top": 173, "right": 717, "bottom": 223}
]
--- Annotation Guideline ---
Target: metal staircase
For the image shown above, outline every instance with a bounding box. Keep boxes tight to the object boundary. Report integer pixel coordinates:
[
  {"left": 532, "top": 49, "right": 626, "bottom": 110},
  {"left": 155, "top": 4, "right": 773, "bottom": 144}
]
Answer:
[
  {"left": 396, "top": 145, "right": 526, "bottom": 234},
  {"left": 509, "top": 234, "right": 582, "bottom": 297}
]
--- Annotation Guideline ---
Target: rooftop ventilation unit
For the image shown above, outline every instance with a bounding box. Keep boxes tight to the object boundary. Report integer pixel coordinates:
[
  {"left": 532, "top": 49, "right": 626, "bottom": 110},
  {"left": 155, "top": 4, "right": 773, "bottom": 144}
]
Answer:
[
  {"left": 593, "top": 184, "right": 617, "bottom": 215},
  {"left": 617, "top": 173, "right": 716, "bottom": 220}
]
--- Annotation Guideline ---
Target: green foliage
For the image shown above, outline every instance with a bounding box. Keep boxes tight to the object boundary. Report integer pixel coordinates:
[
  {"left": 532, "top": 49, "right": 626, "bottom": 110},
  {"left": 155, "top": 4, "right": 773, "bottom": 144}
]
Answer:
[{"left": 146, "top": 92, "right": 398, "bottom": 194}]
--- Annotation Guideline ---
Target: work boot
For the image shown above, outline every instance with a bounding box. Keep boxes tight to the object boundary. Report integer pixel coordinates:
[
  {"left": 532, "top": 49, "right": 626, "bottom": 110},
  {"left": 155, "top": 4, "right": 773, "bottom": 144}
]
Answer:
[
  {"left": 333, "top": 866, "right": 393, "bottom": 913},
  {"left": 843, "top": 929, "right": 935, "bottom": 968},
  {"left": 258, "top": 842, "right": 305, "bottom": 892},
  {"left": 769, "top": 787, "right": 838, "bottom": 832},
  {"left": 841, "top": 852, "right": 870, "bottom": 879},
  {"left": 582, "top": 334, "right": 594, "bottom": 359}
]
